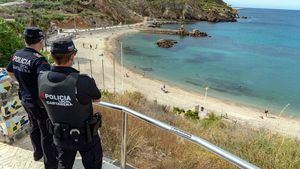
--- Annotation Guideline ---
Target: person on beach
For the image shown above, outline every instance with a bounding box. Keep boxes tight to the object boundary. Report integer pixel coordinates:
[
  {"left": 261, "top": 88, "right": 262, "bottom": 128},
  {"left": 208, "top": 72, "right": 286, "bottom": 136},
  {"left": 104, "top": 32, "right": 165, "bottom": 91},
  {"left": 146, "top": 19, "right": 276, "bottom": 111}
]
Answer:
[
  {"left": 38, "top": 38, "right": 103, "bottom": 169},
  {"left": 90, "top": 44, "right": 92, "bottom": 49},
  {"left": 161, "top": 84, "right": 169, "bottom": 93},
  {"left": 265, "top": 109, "right": 269, "bottom": 117},
  {"left": 83, "top": 42, "right": 85, "bottom": 48},
  {"left": 6, "top": 27, "right": 57, "bottom": 168}
]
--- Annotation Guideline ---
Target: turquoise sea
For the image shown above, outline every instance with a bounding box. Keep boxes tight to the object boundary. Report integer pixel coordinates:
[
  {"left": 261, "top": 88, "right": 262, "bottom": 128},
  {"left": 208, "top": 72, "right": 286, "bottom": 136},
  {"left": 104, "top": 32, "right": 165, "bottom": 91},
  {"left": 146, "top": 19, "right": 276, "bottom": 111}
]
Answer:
[{"left": 119, "top": 8, "right": 300, "bottom": 117}]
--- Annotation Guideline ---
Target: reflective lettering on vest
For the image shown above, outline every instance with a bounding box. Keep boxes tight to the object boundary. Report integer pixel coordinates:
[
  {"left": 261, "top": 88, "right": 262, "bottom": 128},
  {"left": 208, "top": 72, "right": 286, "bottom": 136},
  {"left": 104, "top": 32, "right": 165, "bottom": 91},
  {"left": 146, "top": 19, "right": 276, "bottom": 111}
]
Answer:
[
  {"left": 12, "top": 55, "right": 31, "bottom": 65},
  {"left": 12, "top": 55, "right": 32, "bottom": 73},
  {"left": 40, "top": 92, "right": 73, "bottom": 106}
]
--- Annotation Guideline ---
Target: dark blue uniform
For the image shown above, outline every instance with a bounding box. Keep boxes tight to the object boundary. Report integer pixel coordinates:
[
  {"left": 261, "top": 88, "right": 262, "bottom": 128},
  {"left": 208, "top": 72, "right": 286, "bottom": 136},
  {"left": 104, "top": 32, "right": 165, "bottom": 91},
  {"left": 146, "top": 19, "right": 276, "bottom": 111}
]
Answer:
[
  {"left": 6, "top": 47, "right": 57, "bottom": 169},
  {"left": 41, "top": 66, "right": 103, "bottom": 169}
]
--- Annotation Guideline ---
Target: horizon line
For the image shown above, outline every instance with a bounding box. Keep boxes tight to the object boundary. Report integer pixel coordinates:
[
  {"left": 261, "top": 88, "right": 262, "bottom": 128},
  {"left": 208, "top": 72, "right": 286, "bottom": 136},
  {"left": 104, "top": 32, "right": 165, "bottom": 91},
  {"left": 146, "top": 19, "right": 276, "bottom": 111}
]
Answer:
[{"left": 232, "top": 6, "right": 300, "bottom": 11}]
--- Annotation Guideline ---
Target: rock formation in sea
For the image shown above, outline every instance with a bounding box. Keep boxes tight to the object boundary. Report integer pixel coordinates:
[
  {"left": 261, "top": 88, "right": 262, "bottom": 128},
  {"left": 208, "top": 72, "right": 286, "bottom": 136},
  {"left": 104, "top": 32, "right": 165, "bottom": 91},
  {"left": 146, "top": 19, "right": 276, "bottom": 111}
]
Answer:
[{"left": 156, "top": 39, "right": 178, "bottom": 48}]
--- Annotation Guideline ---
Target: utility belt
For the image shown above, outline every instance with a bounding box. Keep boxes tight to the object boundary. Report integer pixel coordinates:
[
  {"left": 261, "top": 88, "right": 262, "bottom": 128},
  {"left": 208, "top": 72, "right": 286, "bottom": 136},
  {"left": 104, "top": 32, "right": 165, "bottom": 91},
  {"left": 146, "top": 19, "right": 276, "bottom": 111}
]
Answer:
[{"left": 46, "top": 112, "right": 102, "bottom": 143}]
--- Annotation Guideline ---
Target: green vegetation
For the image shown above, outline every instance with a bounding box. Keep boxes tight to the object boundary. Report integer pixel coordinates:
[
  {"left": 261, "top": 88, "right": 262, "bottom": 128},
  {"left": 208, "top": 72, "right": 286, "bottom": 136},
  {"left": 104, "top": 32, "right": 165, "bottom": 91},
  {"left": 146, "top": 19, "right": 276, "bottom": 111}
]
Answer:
[
  {"left": 1, "top": 0, "right": 236, "bottom": 32},
  {"left": 40, "top": 50, "right": 54, "bottom": 64},
  {"left": 0, "top": 17, "right": 24, "bottom": 67},
  {"left": 173, "top": 106, "right": 199, "bottom": 120},
  {"left": 95, "top": 91, "right": 300, "bottom": 169},
  {"left": 0, "top": 0, "right": 15, "bottom": 3},
  {"left": 0, "top": 16, "right": 54, "bottom": 67}
]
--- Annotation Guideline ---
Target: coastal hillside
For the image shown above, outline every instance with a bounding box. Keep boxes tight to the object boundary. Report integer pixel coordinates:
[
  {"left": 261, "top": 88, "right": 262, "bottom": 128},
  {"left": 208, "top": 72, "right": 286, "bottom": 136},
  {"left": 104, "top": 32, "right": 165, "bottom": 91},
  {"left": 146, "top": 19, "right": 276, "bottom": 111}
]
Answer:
[
  {"left": 0, "top": 0, "right": 237, "bottom": 29},
  {"left": 97, "top": 91, "right": 300, "bottom": 169}
]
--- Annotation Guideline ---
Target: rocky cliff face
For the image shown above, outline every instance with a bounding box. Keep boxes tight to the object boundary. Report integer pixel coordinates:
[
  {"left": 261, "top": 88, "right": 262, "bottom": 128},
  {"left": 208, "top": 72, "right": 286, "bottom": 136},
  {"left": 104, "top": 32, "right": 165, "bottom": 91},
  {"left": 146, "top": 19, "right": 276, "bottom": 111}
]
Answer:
[
  {"left": 94, "top": 0, "right": 237, "bottom": 22},
  {"left": 1, "top": 0, "right": 238, "bottom": 28},
  {"left": 60, "top": 0, "right": 237, "bottom": 27},
  {"left": 122, "top": 0, "right": 237, "bottom": 22}
]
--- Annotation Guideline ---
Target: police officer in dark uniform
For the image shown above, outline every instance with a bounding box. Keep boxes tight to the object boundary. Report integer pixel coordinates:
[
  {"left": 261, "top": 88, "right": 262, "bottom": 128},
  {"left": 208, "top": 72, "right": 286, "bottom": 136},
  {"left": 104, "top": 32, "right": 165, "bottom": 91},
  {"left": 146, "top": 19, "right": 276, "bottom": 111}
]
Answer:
[
  {"left": 38, "top": 38, "right": 103, "bottom": 169},
  {"left": 6, "top": 27, "right": 57, "bottom": 169}
]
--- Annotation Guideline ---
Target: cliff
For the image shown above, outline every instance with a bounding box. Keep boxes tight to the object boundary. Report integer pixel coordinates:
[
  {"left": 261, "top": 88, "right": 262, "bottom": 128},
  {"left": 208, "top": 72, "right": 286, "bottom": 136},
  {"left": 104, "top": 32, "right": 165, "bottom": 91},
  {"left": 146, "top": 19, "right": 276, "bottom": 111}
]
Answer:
[{"left": 0, "top": 0, "right": 237, "bottom": 28}]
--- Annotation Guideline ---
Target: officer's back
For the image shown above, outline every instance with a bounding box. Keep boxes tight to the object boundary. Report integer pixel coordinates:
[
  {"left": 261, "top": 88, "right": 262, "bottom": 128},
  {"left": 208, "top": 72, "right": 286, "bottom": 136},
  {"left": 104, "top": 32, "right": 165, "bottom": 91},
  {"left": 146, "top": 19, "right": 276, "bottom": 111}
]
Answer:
[
  {"left": 6, "top": 27, "right": 57, "bottom": 169},
  {"left": 38, "top": 38, "right": 103, "bottom": 169},
  {"left": 7, "top": 28, "right": 50, "bottom": 104}
]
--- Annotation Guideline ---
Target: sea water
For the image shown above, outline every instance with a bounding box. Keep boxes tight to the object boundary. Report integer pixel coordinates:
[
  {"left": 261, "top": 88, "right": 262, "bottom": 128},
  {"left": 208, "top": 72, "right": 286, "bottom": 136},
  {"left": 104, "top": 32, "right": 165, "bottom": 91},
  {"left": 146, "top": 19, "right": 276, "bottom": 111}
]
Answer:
[{"left": 120, "top": 8, "right": 300, "bottom": 117}]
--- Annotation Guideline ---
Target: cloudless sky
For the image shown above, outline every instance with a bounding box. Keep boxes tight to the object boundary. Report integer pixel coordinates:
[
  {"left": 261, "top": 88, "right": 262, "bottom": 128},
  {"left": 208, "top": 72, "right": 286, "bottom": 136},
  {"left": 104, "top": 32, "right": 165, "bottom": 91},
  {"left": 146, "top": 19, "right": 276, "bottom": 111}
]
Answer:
[{"left": 224, "top": 0, "right": 300, "bottom": 10}]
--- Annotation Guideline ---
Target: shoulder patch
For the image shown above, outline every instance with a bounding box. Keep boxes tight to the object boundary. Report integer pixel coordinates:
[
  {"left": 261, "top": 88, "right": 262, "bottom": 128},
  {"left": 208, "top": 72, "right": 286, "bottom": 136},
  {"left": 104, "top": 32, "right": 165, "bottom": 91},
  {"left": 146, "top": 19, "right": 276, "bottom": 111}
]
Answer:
[{"left": 33, "top": 52, "right": 43, "bottom": 58}]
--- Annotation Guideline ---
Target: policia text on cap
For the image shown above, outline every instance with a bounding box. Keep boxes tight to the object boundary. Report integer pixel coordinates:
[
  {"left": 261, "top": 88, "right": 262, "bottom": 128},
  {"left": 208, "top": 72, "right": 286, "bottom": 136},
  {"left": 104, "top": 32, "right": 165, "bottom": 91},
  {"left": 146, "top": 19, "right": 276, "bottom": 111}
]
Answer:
[
  {"left": 6, "top": 27, "right": 58, "bottom": 169},
  {"left": 38, "top": 38, "right": 103, "bottom": 169}
]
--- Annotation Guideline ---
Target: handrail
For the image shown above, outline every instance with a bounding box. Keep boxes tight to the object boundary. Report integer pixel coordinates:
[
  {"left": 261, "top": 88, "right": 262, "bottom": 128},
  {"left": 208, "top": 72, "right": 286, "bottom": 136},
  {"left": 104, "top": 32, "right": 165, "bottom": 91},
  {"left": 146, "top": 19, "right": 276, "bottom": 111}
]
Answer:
[{"left": 95, "top": 101, "right": 260, "bottom": 169}]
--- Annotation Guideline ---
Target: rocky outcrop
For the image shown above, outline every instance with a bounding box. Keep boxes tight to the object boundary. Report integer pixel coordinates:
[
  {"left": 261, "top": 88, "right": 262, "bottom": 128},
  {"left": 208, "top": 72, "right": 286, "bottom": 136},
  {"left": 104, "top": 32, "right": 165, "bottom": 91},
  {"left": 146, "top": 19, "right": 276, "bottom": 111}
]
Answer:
[
  {"left": 156, "top": 39, "right": 177, "bottom": 48},
  {"left": 140, "top": 25, "right": 208, "bottom": 38},
  {"left": 191, "top": 29, "right": 208, "bottom": 37},
  {"left": 207, "top": 10, "right": 237, "bottom": 22}
]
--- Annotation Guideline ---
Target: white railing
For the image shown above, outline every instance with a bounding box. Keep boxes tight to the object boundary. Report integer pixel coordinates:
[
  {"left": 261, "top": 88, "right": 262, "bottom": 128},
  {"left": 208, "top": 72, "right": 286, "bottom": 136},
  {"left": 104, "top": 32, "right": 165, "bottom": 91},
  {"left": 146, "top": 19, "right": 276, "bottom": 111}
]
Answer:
[{"left": 95, "top": 101, "right": 260, "bottom": 169}]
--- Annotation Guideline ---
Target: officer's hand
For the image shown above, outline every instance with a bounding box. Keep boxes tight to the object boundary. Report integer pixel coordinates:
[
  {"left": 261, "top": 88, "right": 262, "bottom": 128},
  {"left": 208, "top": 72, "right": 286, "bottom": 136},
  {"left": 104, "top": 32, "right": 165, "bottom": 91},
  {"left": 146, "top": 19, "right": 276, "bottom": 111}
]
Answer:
[{"left": 92, "top": 99, "right": 101, "bottom": 103}]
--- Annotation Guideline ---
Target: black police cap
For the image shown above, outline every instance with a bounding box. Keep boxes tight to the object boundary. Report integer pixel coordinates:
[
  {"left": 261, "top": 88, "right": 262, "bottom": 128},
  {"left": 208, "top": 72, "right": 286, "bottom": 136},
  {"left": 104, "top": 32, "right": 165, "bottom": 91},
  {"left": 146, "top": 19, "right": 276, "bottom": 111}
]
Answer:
[
  {"left": 51, "top": 38, "right": 78, "bottom": 54},
  {"left": 24, "top": 27, "right": 44, "bottom": 40}
]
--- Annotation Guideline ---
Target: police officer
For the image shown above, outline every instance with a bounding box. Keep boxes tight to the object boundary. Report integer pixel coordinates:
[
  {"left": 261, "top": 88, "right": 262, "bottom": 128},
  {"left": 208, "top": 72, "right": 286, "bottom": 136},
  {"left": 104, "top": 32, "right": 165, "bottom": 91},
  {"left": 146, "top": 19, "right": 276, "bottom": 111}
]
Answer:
[
  {"left": 38, "top": 38, "right": 103, "bottom": 169},
  {"left": 6, "top": 27, "right": 57, "bottom": 168}
]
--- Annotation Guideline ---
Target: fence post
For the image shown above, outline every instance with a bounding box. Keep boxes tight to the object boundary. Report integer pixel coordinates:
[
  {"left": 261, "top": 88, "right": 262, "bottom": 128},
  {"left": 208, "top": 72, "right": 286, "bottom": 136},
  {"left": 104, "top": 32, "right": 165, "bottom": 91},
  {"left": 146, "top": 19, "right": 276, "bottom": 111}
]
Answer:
[
  {"left": 101, "top": 59, "right": 105, "bottom": 89},
  {"left": 90, "top": 59, "right": 93, "bottom": 77},
  {"left": 121, "top": 110, "right": 128, "bottom": 169},
  {"left": 113, "top": 58, "right": 116, "bottom": 94}
]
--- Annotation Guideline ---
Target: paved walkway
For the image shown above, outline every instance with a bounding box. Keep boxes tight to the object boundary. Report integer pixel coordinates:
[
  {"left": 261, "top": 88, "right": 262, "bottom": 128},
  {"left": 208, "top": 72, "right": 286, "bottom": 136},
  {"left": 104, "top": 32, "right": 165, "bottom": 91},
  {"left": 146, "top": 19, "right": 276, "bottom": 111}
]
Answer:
[{"left": 0, "top": 135, "right": 119, "bottom": 169}]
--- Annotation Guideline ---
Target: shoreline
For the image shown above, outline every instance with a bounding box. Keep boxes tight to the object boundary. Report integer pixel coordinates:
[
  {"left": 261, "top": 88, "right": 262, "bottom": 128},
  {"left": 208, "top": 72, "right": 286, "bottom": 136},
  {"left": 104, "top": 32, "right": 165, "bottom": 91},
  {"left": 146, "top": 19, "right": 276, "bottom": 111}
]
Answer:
[
  {"left": 73, "top": 26, "right": 300, "bottom": 139},
  {"left": 107, "top": 29, "right": 299, "bottom": 117}
]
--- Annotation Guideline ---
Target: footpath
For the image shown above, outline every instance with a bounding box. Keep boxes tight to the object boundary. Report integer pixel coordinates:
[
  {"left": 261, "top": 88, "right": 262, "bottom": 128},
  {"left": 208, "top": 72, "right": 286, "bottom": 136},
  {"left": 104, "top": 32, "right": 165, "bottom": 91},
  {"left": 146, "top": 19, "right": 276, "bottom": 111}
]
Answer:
[{"left": 0, "top": 135, "right": 120, "bottom": 169}]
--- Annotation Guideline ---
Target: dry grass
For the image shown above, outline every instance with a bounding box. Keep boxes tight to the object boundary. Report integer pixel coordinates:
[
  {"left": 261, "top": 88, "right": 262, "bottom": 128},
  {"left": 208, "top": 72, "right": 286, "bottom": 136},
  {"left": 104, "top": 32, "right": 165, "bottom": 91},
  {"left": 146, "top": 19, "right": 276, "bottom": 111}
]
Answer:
[{"left": 94, "top": 91, "right": 300, "bottom": 169}]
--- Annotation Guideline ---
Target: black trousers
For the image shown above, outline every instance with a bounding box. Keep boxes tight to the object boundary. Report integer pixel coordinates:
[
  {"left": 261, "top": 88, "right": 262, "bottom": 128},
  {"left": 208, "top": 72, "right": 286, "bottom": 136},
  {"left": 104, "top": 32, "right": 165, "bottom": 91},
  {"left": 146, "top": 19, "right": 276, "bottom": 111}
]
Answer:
[
  {"left": 56, "top": 136, "right": 103, "bottom": 169},
  {"left": 23, "top": 103, "right": 58, "bottom": 169}
]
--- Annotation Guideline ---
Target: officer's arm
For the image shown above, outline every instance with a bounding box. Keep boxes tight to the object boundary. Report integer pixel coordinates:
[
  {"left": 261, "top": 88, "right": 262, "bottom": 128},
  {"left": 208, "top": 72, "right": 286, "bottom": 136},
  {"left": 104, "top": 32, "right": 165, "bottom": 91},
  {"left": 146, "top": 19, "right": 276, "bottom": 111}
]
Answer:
[
  {"left": 35, "top": 57, "right": 51, "bottom": 74},
  {"left": 6, "top": 60, "right": 16, "bottom": 81},
  {"left": 85, "top": 76, "right": 101, "bottom": 101}
]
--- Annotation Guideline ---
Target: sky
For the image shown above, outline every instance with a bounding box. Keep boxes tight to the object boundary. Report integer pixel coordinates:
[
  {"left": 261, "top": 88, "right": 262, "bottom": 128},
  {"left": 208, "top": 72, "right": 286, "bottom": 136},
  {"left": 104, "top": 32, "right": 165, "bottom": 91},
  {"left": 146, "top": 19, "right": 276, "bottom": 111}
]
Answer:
[{"left": 224, "top": 0, "right": 300, "bottom": 10}]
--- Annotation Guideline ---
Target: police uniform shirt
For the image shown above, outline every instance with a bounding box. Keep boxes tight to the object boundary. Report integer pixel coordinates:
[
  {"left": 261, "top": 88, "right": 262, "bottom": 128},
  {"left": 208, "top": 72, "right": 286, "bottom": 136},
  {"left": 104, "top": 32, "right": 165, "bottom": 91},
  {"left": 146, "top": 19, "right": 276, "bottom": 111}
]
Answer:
[
  {"left": 6, "top": 47, "right": 50, "bottom": 104},
  {"left": 47, "top": 66, "right": 101, "bottom": 105}
]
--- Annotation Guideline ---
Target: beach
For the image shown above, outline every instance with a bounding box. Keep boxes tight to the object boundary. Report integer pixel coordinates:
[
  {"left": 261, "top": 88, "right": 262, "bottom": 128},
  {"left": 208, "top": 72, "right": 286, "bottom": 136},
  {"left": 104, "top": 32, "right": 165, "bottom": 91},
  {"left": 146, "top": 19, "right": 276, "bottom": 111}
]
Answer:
[{"left": 72, "top": 25, "right": 300, "bottom": 139}]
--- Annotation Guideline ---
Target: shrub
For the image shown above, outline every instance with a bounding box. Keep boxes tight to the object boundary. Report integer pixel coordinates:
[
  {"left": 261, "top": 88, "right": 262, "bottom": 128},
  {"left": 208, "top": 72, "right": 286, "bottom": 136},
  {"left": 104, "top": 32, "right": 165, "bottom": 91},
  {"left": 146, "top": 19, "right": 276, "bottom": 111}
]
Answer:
[
  {"left": 0, "top": 17, "right": 24, "bottom": 67},
  {"left": 184, "top": 109, "right": 199, "bottom": 120}
]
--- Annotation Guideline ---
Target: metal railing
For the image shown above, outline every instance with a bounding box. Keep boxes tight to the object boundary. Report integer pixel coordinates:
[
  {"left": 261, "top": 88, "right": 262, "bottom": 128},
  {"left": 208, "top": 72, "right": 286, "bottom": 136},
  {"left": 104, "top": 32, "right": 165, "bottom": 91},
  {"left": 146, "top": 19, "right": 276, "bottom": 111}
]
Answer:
[{"left": 96, "top": 101, "right": 260, "bottom": 169}]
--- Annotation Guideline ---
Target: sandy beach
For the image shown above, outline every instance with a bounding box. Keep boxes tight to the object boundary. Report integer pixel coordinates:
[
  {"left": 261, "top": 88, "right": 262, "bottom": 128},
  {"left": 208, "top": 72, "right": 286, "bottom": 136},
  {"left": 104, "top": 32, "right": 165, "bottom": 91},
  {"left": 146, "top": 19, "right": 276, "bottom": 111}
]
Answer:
[{"left": 71, "top": 25, "right": 300, "bottom": 139}]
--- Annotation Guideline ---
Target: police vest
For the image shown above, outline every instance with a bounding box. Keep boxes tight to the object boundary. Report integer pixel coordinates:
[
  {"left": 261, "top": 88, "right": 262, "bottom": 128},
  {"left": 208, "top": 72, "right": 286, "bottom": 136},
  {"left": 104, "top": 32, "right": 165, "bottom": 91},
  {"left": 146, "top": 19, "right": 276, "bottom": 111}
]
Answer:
[{"left": 38, "top": 71, "right": 92, "bottom": 127}]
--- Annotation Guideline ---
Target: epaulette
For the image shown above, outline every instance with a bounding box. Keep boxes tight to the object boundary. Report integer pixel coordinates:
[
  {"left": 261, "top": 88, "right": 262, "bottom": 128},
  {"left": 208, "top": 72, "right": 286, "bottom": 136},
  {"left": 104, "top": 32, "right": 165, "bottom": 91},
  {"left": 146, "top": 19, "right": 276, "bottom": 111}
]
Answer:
[{"left": 80, "top": 74, "right": 91, "bottom": 78}]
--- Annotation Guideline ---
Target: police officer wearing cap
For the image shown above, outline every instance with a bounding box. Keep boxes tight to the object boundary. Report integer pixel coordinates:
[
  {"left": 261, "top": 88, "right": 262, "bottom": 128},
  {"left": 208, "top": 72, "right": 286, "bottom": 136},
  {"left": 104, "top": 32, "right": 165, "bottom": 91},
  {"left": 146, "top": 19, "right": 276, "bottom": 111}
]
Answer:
[
  {"left": 6, "top": 27, "right": 58, "bottom": 168},
  {"left": 38, "top": 38, "right": 103, "bottom": 169}
]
